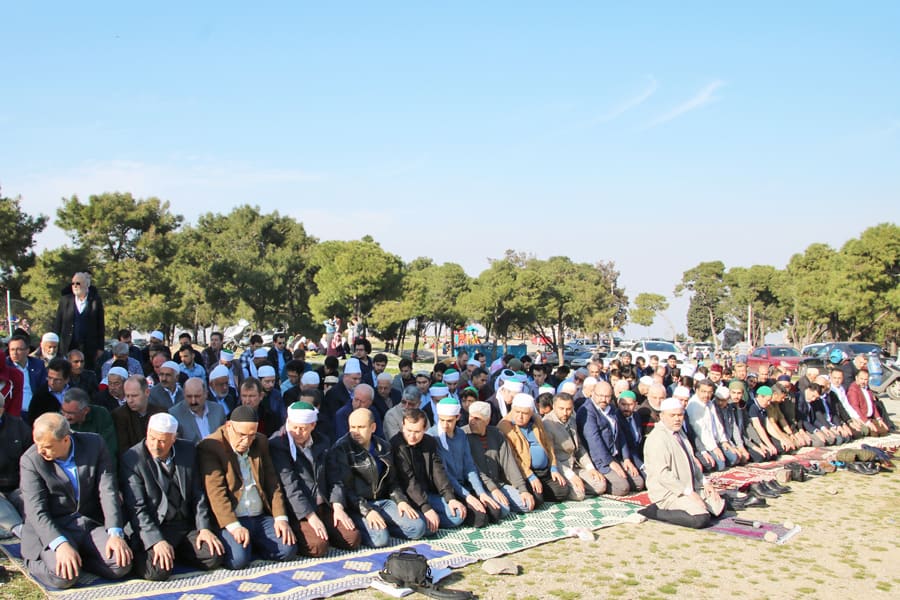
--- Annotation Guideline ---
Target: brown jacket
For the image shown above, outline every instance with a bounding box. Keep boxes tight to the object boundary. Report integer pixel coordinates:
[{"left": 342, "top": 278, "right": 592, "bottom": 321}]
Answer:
[
  {"left": 197, "top": 425, "right": 288, "bottom": 529},
  {"left": 498, "top": 414, "right": 558, "bottom": 480}
]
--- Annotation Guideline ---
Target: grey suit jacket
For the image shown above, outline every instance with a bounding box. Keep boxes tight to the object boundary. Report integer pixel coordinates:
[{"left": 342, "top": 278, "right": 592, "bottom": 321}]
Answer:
[
  {"left": 19, "top": 431, "right": 123, "bottom": 560},
  {"left": 149, "top": 384, "right": 184, "bottom": 410},
  {"left": 643, "top": 422, "right": 703, "bottom": 508},
  {"left": 169, "top": 400, "right": 226, "bottom": 444},
  {"left": 119, "top": 439, "right": 214, "bottom": 550}
]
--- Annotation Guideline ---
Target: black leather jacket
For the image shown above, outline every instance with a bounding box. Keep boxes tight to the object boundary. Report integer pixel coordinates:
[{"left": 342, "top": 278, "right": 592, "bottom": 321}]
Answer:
[{"left": 327, "top": 433, "right": 408, "bottom": 516}]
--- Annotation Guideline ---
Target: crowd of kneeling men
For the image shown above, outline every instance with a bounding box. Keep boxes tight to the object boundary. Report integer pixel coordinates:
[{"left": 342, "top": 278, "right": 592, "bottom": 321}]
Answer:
[{"left": 0, "top": 341, "right": 895, "bottom": 590}]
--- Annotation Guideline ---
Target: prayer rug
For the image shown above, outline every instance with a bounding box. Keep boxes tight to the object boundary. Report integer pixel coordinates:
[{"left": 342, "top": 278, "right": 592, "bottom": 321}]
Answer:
[
  {"left": 614, "top": 491, "right": 652, "bottom": 507},
  {"left": 0, "top": 496, "right": 635, "bottom": 599},
  {"left": 707, "top": 515, "right": 801, "bottom": 545},
  {"left": 707, "top": 467, "right": 768, "bottom": 491}
]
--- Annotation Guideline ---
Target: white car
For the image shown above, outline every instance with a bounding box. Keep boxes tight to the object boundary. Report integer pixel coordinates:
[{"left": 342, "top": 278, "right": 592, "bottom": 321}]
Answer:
[{"left": 628, "top": 340, "right": 687, "bottom": 365}]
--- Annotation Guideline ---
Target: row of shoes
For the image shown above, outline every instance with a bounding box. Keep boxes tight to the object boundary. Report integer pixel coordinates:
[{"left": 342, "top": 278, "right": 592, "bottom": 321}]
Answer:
[{"left": 843, "top": 461, "right": 882, "bottom": 476}]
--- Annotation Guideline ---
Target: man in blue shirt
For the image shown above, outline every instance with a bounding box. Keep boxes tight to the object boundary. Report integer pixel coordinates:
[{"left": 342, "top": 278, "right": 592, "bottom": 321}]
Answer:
[
  {"left": 19, "top": 413, "right": 132, "bottom": 588},
  {"left": 428, "top": 398, "right": 502, "bottom": 526}
]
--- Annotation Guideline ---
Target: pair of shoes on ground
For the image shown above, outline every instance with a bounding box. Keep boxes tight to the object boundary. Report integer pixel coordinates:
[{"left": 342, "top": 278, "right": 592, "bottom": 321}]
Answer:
[
  {"left": 749, "top": 480, "right": 791, "bottom": 500},
  {"left": 846, "top": 461, "right": 880, "bottom": 476},
  {"left": 728, "top": 494, "right": 767, "bottom": 510}
]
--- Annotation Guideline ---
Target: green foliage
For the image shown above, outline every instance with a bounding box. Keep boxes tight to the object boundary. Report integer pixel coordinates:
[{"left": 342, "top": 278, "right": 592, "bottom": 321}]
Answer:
[
  {"left": 0, "top": 192, "right": 48, "bottom": 296},
  {"left": 309, "top": 238, "right": 403, "bottom": 324},
  {"left": 675, "top": 261, "right": 727, "bottom": 348},
  {"left": 631, "top": 293, "right": 669, "bottom": 327},
  {"left": 723, "top": 265, "right": 788, "bottom": 346},
  {"left": 21, "top": 246, "right": 93, "bottom": 332}
]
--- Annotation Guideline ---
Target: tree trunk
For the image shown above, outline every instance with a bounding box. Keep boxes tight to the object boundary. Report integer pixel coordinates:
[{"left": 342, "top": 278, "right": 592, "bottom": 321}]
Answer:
[{"left": 412, "top": 319, "right": 421, "bottom": 362}]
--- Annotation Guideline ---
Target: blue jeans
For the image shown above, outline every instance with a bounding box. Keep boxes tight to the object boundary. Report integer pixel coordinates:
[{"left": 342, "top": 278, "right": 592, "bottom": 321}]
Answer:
[
  {"left": 220, "top": 514, "right": 297, "bottom": 569},
  {"left": 498, "top": 484, "right": 531, "bottom": 514},
  {"left": 712, "top": 445, "right": 739, "bottom": 471},
  {"left": 0, "top": 491, "right": 23, "bottom": 532},
  {"left": 426, "top": 493, "right": 466, "bottom": 528},
  {"left": 353, "top": 499, "right": 427, "bottom": 548}
]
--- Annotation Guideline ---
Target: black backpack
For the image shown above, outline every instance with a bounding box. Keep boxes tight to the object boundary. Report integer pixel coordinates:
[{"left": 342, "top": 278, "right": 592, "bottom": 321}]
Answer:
[{"left": 380, "top": 548, "right": 475, "bottom": 599}]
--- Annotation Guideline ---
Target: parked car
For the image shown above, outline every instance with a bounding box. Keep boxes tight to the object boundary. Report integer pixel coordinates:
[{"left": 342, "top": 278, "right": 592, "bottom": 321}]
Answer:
[
  {"left": 746, "top": 345, "right": 802, "bottom": 374},
  {"left": 798, "top": 341, "right": 891, "bottom": 374},
  {"left": 628, "top": 340, "right": 687, "bottom": 365},
  {"left": 801, "top": 342, "right": 827, "bottom": 358}
]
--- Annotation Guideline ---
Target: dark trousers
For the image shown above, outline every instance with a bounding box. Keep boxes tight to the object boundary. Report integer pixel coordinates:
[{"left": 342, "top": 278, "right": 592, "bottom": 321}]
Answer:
[
  {"left": 131, "top": 522, "right": 222, "bottom": 581},
  {"left": 529, "top": 467, "right": 568, "bottom": 503},
  {"left": 298, "top": 504, "right": 361, "bottom": 557},
  {"left": 27, "top": 516, "right": 131, "bottom": 589}
]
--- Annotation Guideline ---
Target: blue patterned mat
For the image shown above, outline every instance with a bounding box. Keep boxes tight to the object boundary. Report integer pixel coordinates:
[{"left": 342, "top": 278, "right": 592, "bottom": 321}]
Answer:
[{"left": 1, "top": 496, "right": 635, "bottom": 599}]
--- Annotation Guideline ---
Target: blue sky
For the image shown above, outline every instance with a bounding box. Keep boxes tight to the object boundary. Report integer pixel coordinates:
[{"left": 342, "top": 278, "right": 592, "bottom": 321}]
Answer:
[{"left": 3, "top": 3, "right": 898, "bottom": 338}]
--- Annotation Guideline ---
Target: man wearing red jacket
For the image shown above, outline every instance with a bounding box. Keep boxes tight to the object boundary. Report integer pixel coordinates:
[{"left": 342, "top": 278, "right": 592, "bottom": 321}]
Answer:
[{"left": 847, "top": 369, "right": 888, "bottom": 436}]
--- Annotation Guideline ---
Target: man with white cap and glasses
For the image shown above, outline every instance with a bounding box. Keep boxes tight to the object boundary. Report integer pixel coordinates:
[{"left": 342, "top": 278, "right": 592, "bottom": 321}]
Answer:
[
  {"left": 93, "top": 365, "right": 129, "bottom": 412},
  {"left": 487, "top": 371, "right": 523, "bottom": 426},
  {"left": 269, "top": 401, "right": 361, "bottom": 556},
  {"left": 322, "top": 357, "right": 362, "bottom": 430},
  {"left": 119, "top": 413, "right": 224, "bottom": 580},
  {"left": 149, "top": 361, "right": 184, "bottom": 409},
  {"left": 428, "top": 398, "right": 500, "bottom": 526},
  {"left": 499, "top": 393, "right": 569, "bottom": 503},
  {"left": 208, "top": 364, "right": 238, "bottom": 417},
  {"left": 643, "top": 396, "right": 726, "bottom": 528},
  {"left": 463, "top": 401, "right": 536, "bottom": 513}
]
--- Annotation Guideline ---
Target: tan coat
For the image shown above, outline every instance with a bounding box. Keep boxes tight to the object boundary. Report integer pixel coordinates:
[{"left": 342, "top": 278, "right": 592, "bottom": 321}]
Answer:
[
  {"left": 498, "top": 415, "right": 558, "bottom": 480},
  {"left": 644, "top": 421, "right": 704, "bottom": 509},
  {"left": 197, "top": 425, "right": 288, "bottom": 528}
]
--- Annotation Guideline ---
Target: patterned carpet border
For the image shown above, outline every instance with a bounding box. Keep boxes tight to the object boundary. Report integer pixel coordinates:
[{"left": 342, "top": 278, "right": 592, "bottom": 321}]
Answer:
[{"left": 1, "top": 496, "right": 635, "bottom": 599}]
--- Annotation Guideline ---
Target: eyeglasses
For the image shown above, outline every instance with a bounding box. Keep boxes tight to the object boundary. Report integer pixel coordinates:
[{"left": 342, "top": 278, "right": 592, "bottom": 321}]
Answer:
[{"left": 71, "top": 282, "right": 82, "bottom": 287}]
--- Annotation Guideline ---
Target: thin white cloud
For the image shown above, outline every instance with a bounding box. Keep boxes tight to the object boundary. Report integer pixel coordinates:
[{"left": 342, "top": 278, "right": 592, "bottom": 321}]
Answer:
[
  {"left": 643, "top": 80, "right": 725, "bottom": 129},
  {"left": 587, "top": 76, "right": 658, "bottom": 126}
]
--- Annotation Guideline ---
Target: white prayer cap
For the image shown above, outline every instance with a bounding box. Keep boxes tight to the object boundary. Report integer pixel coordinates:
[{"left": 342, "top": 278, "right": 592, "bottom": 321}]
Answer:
[
  {"left": 150, "top": 330, "right": 165, "bottom": 341},
  {"left": 429, "top": 383, "right": 450, "bottom": 398},
  {"left": 258, "top": 365, "right": 277, "bottom": 378},
  {"left": 209, "top": 364, "right": 230, "bottom": 381},
  {"left": 220, "top": 350, "right": 234, "bottom": 362},
  {"left": 148, "top": 412, "right": 179, "bottom": 434},
  {"left": 436, "top": 398, "right": 462, "bottom": 417},
  {"left": 502, "top": 379, "right": 524, "bottom": 393},
  {"left": 287, "top": 401, "right": 318, "bottom": 424},
  {"left": 673, "top": 385, "right": 692, "bottom": 399},
  {"left": 660, "top": 397, "right": 683, "bottom": 412},
  {"left": 160, "top": 361, "right": 179, "bottom": 373},
  {"left": 253, "top": 348, "right": 269, "bottom": 359},
  {"left": 715, "top": 386, "right": 731, "bottom": 400},
  {"left": 301, "top": 371, "right": 320, "bottom": 385},
  {"left": 680, "top": 364, "right": 696, "bottom": 378},
  {"left": 560, "top": 381, "right": 577, "bottom": 396},
  {"left": 639, "top": 376, "right": 654, "bottom": 387},
  {"left": 42, "top": 332, "right": 60, "bottom": 343},
  {"left": 468, "top": 401, "right": 491, "bottom": 419},
  {"left": 108, "top": 366, "right": 129, "bottom": 380},
  {"left": 442, "top": 369, "right": 460, "bottom": 383},
  {"left": 693, "top": 371, "right": 705, "bottom": 381},
  {"left": 511, "top": 393, "right": 536, "bottom": 410},
  {"left": 467, "top": 358, "right": 480, "bottom": 368},
  {"left": 343, "top": 358, "right": 362, "bottom": 375},
  {"left": 539, "top": 384, "right": 555, "bottom": 394}
]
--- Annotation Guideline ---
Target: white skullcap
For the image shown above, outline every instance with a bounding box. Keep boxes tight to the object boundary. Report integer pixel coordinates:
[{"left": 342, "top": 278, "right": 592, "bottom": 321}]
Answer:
[
  {"left": 442, "top": 370, "right": 460, "bottom": 383},
  {"left": 673, "top": 385, "right": 692, "bottom": 399},
  {"left": 583, "top": 376, "right": 598, "bottom": 388},
  {"left": 511, "top": 393, "right": 536, "bottom": 410},
  {"left": 680, "top": 364, "right": 695, "bottom": 378},
  {"left": 429, "top": 384, "right": 450, "bottom": 398},
  {"left": 343, "top": 358, "right": 362, "bottom": 375},
  {"left": 468, "top": 401, "right": 491, "bottom": 419},
  {"left": 287, "top": 401, "right": 318, "bottom": 424},
  {"left": 148, "top": 412, "right": 179, "bottom": 434},
  {"left": 436, "top": 398, "right": 462, "bottom": 416},
  {"left": 150, "top": 330, "right": 165, "bottom": 341},
  {"left": 502, "top": 379, "right": 524, "bottom": 393},
  {"left": 639, "top": 376, "right": 654, "bottom": 387},
  {"left": 253, "top": 348, "right": 269, "bottom": 358},
  {"left": 467, "top": 358, "right": 480, "bottom": 368},
  {"left": 301, "top": 371, "right": 320, "bottom": 385},
  {"left": 258, "top": 365, "right": 276, "bottom": 378},
  {"left": 220, "top": 350, "right": 234, "bottom": 362},
  {"left": 209, "top": 364, "right": 230, "bottom": 381},
  {"left": 539, "top": 384, "right": 555, "bottom": 393},
  {"left": 108, "top": 366, "right": 129, "bottom": 380},
  {"left": 660, "top": 397, "right": 683, "bottom": 412},
  {"left": 715, "top": 386, "right": 731, "bottom": 400},
  {"left": 160, "top": 361, "right": 179, "bottom": 372},
  {"left": 42, "top": 332, "right": 60, "bottom": 343},
  {"left": 693, "top": 371, "right": 705, "bottom": 381},
  {"left": 560, "top": 381, "right": 577, "bottom": 396}
]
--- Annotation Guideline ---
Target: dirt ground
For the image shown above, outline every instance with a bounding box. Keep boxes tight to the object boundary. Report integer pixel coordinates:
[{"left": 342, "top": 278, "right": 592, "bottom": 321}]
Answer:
[{"left": 341, "top": 464, "right": 900, "bottom": 600}]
